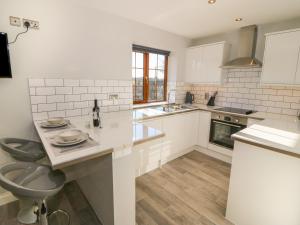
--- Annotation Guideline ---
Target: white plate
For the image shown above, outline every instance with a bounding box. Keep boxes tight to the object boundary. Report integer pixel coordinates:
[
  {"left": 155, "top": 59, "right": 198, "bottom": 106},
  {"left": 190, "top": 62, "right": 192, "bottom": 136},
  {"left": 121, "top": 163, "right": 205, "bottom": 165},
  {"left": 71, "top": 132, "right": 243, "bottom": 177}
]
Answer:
[
  {"left": 41, "top": 120, "right": 69, "bottom": 128},
  {"left": 51, "top": 133, "right": 89, "bottom": 147},
  {"left": 58, "top": 129, "right": 82, "bottom": 142},
  {"left": 47, "top": 117, "right": 65, "bottom": 125}
]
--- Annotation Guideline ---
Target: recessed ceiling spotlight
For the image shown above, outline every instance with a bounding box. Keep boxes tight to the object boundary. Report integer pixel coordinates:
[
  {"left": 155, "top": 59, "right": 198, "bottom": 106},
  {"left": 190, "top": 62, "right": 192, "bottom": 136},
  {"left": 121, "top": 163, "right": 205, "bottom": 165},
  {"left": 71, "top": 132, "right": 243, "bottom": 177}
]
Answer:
[
  {"left": 235, "top": 18, "right": 243, "bottom": 22},
  {"left": 208, "top": 0, "right": 216, "bottom": 4}
]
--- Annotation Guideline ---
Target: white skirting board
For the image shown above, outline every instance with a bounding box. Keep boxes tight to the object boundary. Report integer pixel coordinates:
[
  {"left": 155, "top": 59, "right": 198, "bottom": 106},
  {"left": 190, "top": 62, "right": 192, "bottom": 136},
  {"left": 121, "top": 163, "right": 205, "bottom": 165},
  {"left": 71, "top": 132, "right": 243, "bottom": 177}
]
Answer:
[{"left": 194, "top": 145, "right": 232, "bottom": 164}]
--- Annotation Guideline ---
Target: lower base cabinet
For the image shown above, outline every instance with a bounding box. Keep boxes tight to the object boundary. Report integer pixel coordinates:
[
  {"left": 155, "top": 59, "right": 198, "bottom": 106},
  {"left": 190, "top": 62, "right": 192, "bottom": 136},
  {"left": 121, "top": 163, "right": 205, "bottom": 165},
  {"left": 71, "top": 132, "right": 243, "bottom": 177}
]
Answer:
[{"left": 134, "top": 111, "right": 209, "bottom": 177}]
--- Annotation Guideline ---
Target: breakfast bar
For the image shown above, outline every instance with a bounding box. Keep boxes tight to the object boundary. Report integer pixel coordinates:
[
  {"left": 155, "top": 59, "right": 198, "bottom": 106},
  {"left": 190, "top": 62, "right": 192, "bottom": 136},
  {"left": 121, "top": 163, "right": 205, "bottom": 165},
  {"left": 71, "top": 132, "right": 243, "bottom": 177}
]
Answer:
[{"left": 33, "top": 110, "right": 165, "bottom": 225}]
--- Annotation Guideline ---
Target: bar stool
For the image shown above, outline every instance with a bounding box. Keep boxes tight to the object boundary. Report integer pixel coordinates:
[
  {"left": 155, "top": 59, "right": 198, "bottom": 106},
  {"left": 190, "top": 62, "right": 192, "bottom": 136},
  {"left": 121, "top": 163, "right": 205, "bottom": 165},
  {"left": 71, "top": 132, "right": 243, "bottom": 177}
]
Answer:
[
  {"left": 0, "top": 162, "right": 67, "bottom": 225},
  {"left": 0, "top": 138, "right": 45, "bottom": 162},
  {"left": 0, "top": 138, "right": 69, "bottom": 224}
]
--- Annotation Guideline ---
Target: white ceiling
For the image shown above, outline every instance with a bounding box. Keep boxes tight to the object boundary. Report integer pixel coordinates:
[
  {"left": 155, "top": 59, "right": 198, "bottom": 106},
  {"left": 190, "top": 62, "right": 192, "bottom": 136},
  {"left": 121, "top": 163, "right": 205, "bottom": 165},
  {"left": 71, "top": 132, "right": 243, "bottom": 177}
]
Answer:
[{"left": 79, "top": 0, "right": 300, "bottom": 39}]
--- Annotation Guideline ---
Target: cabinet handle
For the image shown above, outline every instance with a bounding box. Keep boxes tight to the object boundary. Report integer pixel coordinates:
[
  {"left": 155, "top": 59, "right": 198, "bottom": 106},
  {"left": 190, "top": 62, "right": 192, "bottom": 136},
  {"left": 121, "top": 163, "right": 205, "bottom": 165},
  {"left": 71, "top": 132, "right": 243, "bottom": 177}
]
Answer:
[{"left": 213, "top": 120, "right": 242, "bottom": 128}]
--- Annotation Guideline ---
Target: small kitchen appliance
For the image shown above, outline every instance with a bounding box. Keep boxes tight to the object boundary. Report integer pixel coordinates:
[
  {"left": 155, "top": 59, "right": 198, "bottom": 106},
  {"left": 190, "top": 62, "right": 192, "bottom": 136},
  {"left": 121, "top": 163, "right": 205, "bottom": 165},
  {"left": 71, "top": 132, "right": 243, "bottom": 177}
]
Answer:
[{"left": 185, "top": 92, "right": 194, "bottom": 104}]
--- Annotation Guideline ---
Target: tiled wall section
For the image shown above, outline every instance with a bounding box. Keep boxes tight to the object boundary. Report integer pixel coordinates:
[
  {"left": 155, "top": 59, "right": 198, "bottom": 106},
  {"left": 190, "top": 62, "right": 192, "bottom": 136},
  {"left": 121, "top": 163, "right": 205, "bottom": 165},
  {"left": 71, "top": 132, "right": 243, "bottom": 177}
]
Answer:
[
  {"left": 168, "top": 81, "right": 192, "bottom": 104},
  {"left": 28, "top": 78, "right": 133, "bottom": 120},
  {"left": 190, "top": 68, "right": 300, "bottom": 116}
]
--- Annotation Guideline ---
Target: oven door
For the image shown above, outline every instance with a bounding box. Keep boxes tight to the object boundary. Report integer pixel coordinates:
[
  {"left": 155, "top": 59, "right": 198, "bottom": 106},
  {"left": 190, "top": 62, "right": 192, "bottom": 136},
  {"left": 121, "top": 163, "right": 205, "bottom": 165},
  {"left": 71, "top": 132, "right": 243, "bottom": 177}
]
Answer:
[{"left": 209, "top": 119, "right": 246, "bottom": 149}]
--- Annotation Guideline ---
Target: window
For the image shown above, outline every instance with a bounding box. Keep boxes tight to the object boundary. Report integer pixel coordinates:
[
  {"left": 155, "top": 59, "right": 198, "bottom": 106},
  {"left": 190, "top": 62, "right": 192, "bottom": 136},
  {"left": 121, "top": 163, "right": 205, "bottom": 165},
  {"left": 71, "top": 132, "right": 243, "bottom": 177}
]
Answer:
[{"left": 132, "top": 45, "right": 169, "bottom": 104}]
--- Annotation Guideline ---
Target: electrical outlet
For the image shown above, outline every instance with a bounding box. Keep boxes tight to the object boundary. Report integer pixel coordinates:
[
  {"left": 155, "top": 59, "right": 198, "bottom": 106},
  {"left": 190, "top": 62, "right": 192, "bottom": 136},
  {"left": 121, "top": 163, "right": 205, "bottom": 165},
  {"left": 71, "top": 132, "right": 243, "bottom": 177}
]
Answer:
[
  {"left": 9, "top": 16, "right": 21, "bottom": 27},
  {"left": 23, "top": 18, "right": 39, "bottom": 29},
  {"left": 109, "top": 94, "right": 119, "bottom": 100}
]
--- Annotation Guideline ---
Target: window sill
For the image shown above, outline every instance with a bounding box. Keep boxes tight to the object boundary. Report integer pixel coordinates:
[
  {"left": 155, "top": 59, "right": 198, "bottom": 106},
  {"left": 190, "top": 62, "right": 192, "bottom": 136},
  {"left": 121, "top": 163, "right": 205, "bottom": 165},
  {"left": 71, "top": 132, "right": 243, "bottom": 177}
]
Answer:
[{"left": 133, "top": 101, "right": 168, "bottom": 109}]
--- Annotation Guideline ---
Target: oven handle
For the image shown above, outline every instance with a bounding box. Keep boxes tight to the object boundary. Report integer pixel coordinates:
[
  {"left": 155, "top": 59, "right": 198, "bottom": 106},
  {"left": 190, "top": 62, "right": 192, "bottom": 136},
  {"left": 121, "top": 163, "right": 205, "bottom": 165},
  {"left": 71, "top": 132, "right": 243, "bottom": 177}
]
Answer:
[{"left": 212, "top": 120, "right": 243, "bottom": 128}]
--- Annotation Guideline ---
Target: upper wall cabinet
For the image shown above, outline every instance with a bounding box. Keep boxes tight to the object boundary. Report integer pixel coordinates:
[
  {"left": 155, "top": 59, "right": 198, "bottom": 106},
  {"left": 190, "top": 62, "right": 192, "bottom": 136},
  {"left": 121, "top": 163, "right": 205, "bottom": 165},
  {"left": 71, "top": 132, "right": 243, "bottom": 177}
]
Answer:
[
  {"left": 261, "top": 29, "right": 300, "bottom": 85},
  {"left": 185, "top": 42, "right": 229, "bottom": 84}
]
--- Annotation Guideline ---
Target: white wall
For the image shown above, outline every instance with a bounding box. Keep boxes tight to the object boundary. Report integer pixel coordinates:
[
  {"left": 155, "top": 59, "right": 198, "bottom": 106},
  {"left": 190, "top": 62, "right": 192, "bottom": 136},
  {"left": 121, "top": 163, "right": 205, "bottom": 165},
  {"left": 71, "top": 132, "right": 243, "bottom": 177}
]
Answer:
[
  {"left": 0, "top": 0, "right": 190, "bottom": 140},
  {"left": 192, "top": 17, "right": 300, "bottom": 61}
]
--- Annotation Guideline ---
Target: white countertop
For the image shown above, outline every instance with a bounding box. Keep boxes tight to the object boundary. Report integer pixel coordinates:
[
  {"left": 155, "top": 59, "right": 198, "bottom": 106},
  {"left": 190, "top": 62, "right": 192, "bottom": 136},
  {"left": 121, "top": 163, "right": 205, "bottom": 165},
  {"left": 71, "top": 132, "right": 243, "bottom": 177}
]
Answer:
[
  {"left": 233, "top": 118, "right": 300, "bottom": 158},
  {"left": 34, "top": 111, "right": 164, "bottom": 169}
]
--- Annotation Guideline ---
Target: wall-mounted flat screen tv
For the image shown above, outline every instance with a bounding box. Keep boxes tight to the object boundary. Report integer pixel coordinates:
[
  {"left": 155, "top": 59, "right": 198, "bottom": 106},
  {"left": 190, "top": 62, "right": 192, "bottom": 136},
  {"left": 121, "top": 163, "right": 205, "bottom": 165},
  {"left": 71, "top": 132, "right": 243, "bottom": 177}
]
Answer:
[{"left": 0, "top": 32, "right": 12, "bottom": 78}]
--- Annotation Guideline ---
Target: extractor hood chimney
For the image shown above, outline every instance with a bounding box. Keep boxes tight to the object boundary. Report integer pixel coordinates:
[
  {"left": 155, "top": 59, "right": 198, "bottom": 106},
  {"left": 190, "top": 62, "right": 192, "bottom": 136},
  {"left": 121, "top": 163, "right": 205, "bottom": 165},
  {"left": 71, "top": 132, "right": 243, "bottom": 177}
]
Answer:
[{"left": 222, "top": 25, "right": 262, "bottom": 68}]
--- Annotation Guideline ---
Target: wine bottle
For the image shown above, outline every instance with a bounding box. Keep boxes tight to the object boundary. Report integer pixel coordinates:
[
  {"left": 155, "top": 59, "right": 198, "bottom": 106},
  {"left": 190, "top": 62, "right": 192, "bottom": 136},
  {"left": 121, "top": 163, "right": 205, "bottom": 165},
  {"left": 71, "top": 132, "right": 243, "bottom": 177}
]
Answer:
[{"left": 93, "top": 99, "right": 100, "bottom": 127}]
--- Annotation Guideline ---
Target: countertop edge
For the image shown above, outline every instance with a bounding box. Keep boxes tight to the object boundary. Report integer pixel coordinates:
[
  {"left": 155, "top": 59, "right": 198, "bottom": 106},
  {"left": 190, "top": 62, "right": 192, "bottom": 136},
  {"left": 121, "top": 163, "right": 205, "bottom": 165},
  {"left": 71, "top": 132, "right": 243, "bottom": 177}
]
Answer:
[
  {"left": 232, "top": 134, "right": 300, "bottom": 159},
  {"left": 134, "top": 105, "right": 270, "bottom": 122},
  {"left": 133, "top": 133, "right": 165, "bottom": 146}
]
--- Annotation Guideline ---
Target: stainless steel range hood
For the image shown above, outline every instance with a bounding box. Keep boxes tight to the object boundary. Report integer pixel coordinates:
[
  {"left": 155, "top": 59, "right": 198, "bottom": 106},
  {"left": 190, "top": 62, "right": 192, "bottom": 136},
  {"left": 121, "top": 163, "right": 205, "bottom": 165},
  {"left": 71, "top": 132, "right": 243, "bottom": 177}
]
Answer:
[{"left": 222, "top": 25, "right": 262, "bottom": 69}]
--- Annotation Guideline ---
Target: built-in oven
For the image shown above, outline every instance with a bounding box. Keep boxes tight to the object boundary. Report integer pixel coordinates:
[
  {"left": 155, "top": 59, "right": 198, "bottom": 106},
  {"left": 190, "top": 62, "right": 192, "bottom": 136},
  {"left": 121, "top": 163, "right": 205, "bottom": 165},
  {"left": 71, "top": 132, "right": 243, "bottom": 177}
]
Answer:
[{"left": 209, "top": 113, "right": 247, "bottom": 149}]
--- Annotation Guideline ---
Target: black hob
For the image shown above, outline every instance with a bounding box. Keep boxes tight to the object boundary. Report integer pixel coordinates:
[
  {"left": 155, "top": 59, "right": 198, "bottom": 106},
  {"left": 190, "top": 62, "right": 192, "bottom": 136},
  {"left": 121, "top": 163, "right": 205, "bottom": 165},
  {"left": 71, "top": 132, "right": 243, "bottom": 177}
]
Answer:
[{"left": 214, "top": 107, "right": 256, "bottom": 115}]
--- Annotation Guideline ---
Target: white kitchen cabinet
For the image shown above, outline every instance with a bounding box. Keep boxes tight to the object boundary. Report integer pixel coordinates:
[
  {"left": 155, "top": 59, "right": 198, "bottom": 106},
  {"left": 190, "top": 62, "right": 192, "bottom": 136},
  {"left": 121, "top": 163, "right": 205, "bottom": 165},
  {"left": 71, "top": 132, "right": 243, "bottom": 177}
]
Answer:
[
  {"left": 185, "top": 42, "right": 228, "bottom": 84},
  {"left": 197, "top": 111, "right": 211, "bottom": 148},
  {"left": 134, "top": 118, "right": 163, "bottom": 176},
  {"left": 161, "top": 111, "right": 199, "bottom": 161},
  {"left": 134, "top": 111, "right": 199, "bottom": 176},
  {"left": 261, "top": 28, "right": 300, "bottom": 85}
]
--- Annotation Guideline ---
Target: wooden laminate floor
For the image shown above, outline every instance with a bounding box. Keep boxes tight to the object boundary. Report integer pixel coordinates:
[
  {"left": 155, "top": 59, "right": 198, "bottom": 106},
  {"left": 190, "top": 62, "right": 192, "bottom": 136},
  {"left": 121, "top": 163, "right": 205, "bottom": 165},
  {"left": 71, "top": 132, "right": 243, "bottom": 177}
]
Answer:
[
  {"left": 0, "top": 181, "right": 102, "bottom": 225},
  {"left": 136, "top": 151, "right": 234, "bottom": 225}
]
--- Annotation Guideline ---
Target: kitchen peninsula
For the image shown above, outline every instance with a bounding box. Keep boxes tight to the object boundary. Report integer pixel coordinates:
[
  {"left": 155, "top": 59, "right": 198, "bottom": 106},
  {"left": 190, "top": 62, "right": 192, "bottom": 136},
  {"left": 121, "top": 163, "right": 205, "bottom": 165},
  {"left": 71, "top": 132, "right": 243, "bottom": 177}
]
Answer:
[
  {"left": 226, "top": 118, "right": 300, "bottom": 225},
  {"left": 34, "top": 110, "right": 164, "bottom": 225}
]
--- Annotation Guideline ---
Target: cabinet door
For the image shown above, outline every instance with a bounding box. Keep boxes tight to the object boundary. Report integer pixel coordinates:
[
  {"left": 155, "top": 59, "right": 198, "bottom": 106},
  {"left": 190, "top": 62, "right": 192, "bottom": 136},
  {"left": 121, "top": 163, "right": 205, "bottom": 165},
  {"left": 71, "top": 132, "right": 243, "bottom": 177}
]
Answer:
[
  {"left": 200, "top": 44, "right": 224, "bottom": 84},
  {"left": 161, "top": 112, "right": 199, "bottom": 161},
  {"left": 262, "top": 31, "right": 300, "bottom": 85},
  {"left": 185, "top": 47, "right": 202, "bottom": 83},
  {"left": 197, "top": 111, "right": 211, "bottom": 148}
]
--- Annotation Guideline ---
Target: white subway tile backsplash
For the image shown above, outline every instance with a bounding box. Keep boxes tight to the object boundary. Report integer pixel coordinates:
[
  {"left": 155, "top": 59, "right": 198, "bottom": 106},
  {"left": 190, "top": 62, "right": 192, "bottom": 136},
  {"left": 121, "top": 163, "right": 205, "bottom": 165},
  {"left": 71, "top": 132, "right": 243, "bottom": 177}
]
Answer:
[
  {"left": 64, "top": 79, "right": 79, "bottom": 87},
  {"left": 95, "top": 80, "right": 107, "bottom": 87},
  {"left": 31, "top": 96, "right": 46, "bottom": 104},
  {"left": 66, "top": 109, "right": 82, "bottom": 117},
  {"left": 45, "top": 79, "right": 63, "bottom": 87},
  {"left": 38, "top": 103, "right": 56, "bottom": 112},
  {"left": 95, "top": 93, "right": 107, "bottom": 100},
  {"left": 73, "top": 87, "right": 88, "bottom": 94},
  {"left": 284, "top": 96, "right": 300, "bottom": 103},
  {"left": 30, "top": 88, "right": 36, "bottom": 95},
  {"left": 56, "top": 87, "right": 72, "bottom": 95},
  {"left": 36, "top": 87, "right": 55, "bottom": 96},
  {"left": 80, "top": 80, "right": 94, "bottom": 86},
  {"left": 57, "top": 102, "right": 74, "bottom": 110},
  {"left": 65, "top": 95, "right": 81, "bottom": 102},
  {"left": 81, "top": 94, "right": 94, "bottom": 101},
  {"left": 88, "top": 87, "right": 102, "bottom": 94},
  {"left": 47, "top": 95, "right": 64, "bottom": 103},
  {"left": 29, "top": 78, "right": 132, "bottom": 120},
  {"left": 48, "top": 111, "right": 66, "bottom": 118},
  {"left": 74, "top": 101, "right": 89, "bottom": 109},
  {"left": 189, "top": 68, "right": 300, "bottom": 116},
  {"left": 269, "top": 95, "right": 283, "bottom": 102}
]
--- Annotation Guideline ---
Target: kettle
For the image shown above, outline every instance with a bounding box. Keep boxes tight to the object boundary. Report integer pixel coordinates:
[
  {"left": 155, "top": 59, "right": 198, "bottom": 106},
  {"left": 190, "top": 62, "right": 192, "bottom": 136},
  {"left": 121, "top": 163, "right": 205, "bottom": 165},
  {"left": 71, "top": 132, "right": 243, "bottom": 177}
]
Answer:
[{"left": 185, "top": 92, "right": 194, "bottom": 104}]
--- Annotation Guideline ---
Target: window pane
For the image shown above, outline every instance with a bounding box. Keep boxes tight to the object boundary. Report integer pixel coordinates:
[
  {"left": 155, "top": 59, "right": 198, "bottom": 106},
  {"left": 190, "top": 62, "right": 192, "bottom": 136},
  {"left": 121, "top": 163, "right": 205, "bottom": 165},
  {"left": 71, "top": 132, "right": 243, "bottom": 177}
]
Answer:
[
  {"left": 136, "top": 68, "right": 143, "bottom": 78},
  {"left": 149, "top": 53, "right": 158, "bottom": 69},
  {"left": 158, "top": 55, "right": 165, "bottom": 70},
  {"left": 135, "top": 86, "right": 144, "bottom": 101},
  {"left": 132, "top": 68, "right": 135, "bottom": 78},
  {"left": 136, "top": 52, "right": 144, "bottom": 68},
  {"left": 132, "top": 52, "right": 135, "bottom": 68},
  {"left": 149, "top": 69, "right": 156, "bottom": 79},
  {"left": 157, "top": 70, "right": 164, "bottom": 80}
]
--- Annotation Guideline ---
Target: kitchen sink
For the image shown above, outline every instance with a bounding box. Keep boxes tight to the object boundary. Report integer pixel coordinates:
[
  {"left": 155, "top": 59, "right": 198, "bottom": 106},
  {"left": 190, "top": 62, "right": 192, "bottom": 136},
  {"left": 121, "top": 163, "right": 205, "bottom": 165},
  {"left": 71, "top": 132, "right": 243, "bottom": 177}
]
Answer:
[{"left": 151, "top": 104, "right": 194, "bottom": 113}]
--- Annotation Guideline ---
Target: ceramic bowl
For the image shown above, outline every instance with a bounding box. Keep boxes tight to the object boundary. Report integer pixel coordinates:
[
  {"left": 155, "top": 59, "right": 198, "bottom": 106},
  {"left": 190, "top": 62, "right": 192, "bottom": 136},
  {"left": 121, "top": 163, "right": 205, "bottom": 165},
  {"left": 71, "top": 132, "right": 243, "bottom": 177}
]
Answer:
[
  {"left": 47, "top": 117, "right": 65, "bottom": 125},
  {"left": 58, "top": 130, "right": 82, "bottom": 142}
]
